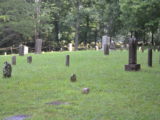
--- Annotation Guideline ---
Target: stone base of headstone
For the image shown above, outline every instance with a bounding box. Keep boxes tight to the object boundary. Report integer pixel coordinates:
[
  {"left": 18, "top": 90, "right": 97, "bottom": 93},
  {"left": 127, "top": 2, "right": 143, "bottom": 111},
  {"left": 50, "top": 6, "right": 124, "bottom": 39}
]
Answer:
[{"left": 125, "top": 64, "right": 141, "bottom": 71}]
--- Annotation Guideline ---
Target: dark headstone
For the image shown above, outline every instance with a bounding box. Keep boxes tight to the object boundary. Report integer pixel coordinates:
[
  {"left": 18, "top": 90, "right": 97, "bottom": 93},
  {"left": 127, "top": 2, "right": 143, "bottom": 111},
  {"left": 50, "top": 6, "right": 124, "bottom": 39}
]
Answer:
[
  {"left": 104, "top": 44, "right": 109, "bottom": 55},
  {"left": 19, "top": 45, "right": 24, "bottom": 56},
  {"left": 66, "top": 55, "right": 70, "bottom": 66},
  {"left": 35, "top": 39, "right": 42, "bottom": 54},
  {"left": 3, "top": 61, "right": 12, "bottom": 78},
  {"left": 125, "top": 38, "right": 141, "bottom": 71},
  {"left": 141, "top": 46, "right": 144, "bottom": 53},
  {"left": 148, "top": 48, "right": 152, "bottom": 67},
  {"left": 158, "top": 46, "right": 160, "bottom": 52},
  {"left": 27, "top": 56, "right": 32, "bottom": 64},
  {"left": 12, "top": 56, "right": 16, "bottom": 65},
  {"left": 4, "top": 115, "right": 30, "bottom": 120},
  {"left": 82, "top": 88, "right": 90, "bottom": 94},
  {"left": 70, "top": 74, "right": 76, "bottom": 82}
]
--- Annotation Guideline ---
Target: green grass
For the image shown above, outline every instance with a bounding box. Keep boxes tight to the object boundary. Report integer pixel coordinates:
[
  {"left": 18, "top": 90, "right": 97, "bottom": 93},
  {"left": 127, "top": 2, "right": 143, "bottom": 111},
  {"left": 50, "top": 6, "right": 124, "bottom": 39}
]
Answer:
[{"left": 0, "top": 50, "right": 160, "bottom": 120}]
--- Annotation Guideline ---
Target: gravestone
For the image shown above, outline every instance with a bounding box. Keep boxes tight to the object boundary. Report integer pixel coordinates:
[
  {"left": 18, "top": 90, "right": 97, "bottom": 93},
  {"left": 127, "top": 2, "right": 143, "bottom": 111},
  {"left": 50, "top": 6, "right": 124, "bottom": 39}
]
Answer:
[
  {"left": 104, "top": 44, "right": 109, "bottom": 55},
  {"left": 110, "top": 41, "right": 116, "bottom": 49},
  {"left": 125, "top": 37, "right": 141, "bottom": 71},
  {"left": 4, "top": 52, "right": 7, "bottom": 56},
  {"left": 66, "top": 55, "right": 70, "bottom": 66},
  {"left": 27, "top": 56, "right": 32, "bottom": 64},
  {"left": 12, "top": 56, "right": 16, "bottom": 65},
  {"left": 70, "top": 74, "right": 76, "bottom": 82},
  {"left": 95, "top": 45, "right": 99, "bottom": 51},
  {"left": 19, "top": 45, "right": 29, "bottom": 56},
  {"left": 19, "top": 45, "right": 24, "bottom": 56},
  {"left": 68, "top": 43, "right": 73, "bottom": 52},
  {"left": 102, "top": 35, "right": 110, "bottom": 50},
  {"left": 82, "top": 88, "right": 90, "bottom": 94},
  {"left": 148, "top": 48, "right": 152, "bottom": 67},
  {"left": 3, "top": 61, "right": 12, "bottom": 78},
  {"left": 24, "top": 46, "right": 29, "bottom": 55},
  {"left": 158, "top": 46, "right": 160, "bottom": 52},
  {"left": 35, "top": 39, "right": 42, "bottom": 54}
]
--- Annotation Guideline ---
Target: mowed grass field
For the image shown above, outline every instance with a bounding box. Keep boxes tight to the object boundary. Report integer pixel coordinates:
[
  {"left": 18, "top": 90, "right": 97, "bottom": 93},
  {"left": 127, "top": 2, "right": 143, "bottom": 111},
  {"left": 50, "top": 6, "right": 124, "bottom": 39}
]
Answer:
[{"left": 0, "top": 50, "right": 160, "bottom": 120}]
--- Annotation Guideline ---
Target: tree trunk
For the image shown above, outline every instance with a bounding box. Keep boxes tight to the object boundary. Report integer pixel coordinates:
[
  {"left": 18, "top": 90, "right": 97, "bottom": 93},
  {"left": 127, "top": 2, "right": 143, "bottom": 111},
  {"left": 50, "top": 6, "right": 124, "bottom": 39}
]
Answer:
[
  {"left": 54, "top": 20, "right": 59, "bottom": 43},
  {"left": 151, "top": 31, "right": 154, "bottom": 45},
  {"left": 75, "top": 1, "right": 80, "bottom": 51},
  {"left": 84, "top": 16, "right": 90, "bottom": 46}
]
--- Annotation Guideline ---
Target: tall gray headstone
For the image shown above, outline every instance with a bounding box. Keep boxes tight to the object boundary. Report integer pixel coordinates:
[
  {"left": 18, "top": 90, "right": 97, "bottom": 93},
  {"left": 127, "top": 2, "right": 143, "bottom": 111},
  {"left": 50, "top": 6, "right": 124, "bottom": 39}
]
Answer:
[
  {"left": 12, "top": 56, "right": 16, "bottom": 65},
  {"left": 35, "top": 39, "right": 42, "bottom": 54},
  {"left": 66, "top": 55, "right": 70, "bottom": 67},
  {"left": 125, "top": 37, "right": 141, "bottom": 71},
  {"left": 102, "top": 35, "right": 110, "bottom": 50},
  {"left": 19, "top": 45, "right": 24, "bottom": 56}
]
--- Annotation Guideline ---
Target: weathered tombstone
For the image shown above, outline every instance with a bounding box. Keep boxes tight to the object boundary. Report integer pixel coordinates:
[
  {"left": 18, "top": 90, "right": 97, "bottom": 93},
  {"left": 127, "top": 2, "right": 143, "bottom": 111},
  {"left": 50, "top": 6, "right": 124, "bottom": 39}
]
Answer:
[
  {"left": 138, "top": 46, "right": 142, "bottom": 52},
  {"left": 82, "top": 88, "right": 90, "bottom": 94},
  {"left": 102, "top": 35, "right": 110, "bottom": 50},
  {"left": 27, "top": 56, "right": 32, "bottom": 64},
  {"left": 95, "top": 45, "right": 99, "bottom": 51},
  {"left": 70, "top": 74, "right": 76, "bottom": 82},
  {"left": 3, "top": 61, "right": 12, "bottom": 78},
  {"left": 4, "top": 52, "right": 7, "bottom": 56},
  {"left": 158, "top": 46, "right": 160, "bottom": 52},
  {"left": 148, "top": 48, "right": 152, "bottom": 67},
  {"left": 68, "top": 43, "right": 73, "bottom": 52},
  {"left": 110, "top": 41, "right": 116, "bottom": 49},
  {"left": 125, "top": 38, "right": 141, "bottom": 71},
  {"left": 141, "top": 46, "right": 144, "bottom": 53},
  {"left": 12, "top": 56, "right": 16, "bottom": 65},
  {"left": 24, "top": 46, "right": 29, "bottom": 55},
  {"left": 104, "top": 44, "right": 109, "bottom": 55},
  {"left": 66, "top": 55, "right": 70, "bottom": 66},
  {"left": 19, "top": 44, "right": 24, "bottom": 56},
  {"left": 35, "top": 39, "right": 42, "bottom": 54}
]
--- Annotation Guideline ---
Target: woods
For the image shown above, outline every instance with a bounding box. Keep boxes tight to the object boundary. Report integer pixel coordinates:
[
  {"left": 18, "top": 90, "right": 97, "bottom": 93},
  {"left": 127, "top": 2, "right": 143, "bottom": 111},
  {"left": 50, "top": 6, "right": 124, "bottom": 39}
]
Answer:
[{"left": 0, "top": 0, "right": 160, "bottom": 51}]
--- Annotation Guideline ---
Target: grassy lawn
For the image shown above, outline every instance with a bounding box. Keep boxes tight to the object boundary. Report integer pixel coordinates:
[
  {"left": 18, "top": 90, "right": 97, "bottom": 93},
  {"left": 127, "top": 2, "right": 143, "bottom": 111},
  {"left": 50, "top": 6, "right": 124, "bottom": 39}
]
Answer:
[{"left": 0, "top": 50, "right": 160, "bottom": 120}]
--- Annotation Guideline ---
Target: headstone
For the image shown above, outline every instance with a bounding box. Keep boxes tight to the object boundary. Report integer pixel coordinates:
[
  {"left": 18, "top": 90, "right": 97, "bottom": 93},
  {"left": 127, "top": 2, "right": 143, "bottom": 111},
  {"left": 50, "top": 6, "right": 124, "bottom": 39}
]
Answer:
[
  {"left": 19, "top": 45, "right": 29, "bottom": 56},
  {"left": 95, "top": 45, "right": 99, "bottom": 51},
  {"left": 24, "top": 46, "right": 29, "bottom": 55},
  {"left": 104, "top": 44, "right": 109, "bottom": 55},
  {"left": 19, "top": 44, "right": 24, "bottom": 56},
  {"left": 141, "top": 46, "right": 144, "bottom": 53},
  {"left": 148, "top": 48, "right": 152, "bottom": 67},
  {"left": 82, "top": 88, "right": 90, "bottom": 94},
  {"left": 102, "top": 35, "right": 110, "bottom": 50},
  {"left": 158, "top": 46, "right": 160, "bottom": 52},
  {"left": 12, "top": 56, "right": 16, "bottom": 65},
  {"left": 35, "top": 39, "right": 42, "bottom": 54},
  {"left": 70, "top": 74, "right": 76, "bottom": 82},
  {"left": 4, "top": 52, "right": 7, "bottom": 56},
  {"left": 66, "top": 55, "right": 70, "bottom": 66},
  {"left": 68, "top": 43, "right": 73, "bottom": 52},
  {"left": 3, "top": 61, "right": 12, "bottom": 78},
  {"left": 125, "top": 37, "right": 141, "bottom": 71},
  {"left": 27, "top": 56, "right": 32, "bottom": 64},
  {"left": 139, "top": 47, "right": 142, "bottom": 52},
  {"left": 110, "top": 41, "right": 116, "bottom": 49}
]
